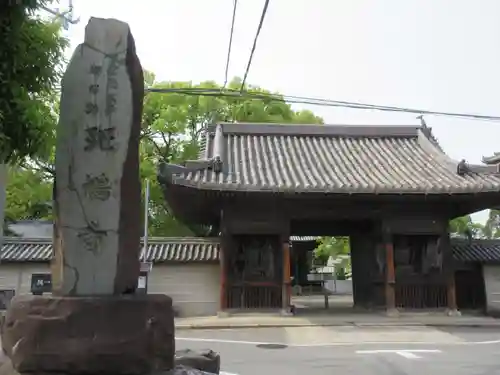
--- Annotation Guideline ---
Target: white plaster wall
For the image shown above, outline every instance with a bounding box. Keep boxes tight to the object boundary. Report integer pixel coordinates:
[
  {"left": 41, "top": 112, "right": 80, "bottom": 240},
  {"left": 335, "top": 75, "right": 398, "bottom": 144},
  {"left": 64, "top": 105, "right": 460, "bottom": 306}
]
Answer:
[
  {"left": 148, "top": 263, "right": 220, "bottom": 317},
  {"left": 8, "top": 221, "right": 53, "bottom": 238},
  {"left": 483, "top": 264, "right": 500, "bottom": 315},
  {"left": 325, "top": 279, "right": 353, "bottom": 294},
  {"left": 0, "top": 263, "right": 50, "bottom": 295},
  {"left": 0, "top": 262, "right": 221, "bottom": 317}
]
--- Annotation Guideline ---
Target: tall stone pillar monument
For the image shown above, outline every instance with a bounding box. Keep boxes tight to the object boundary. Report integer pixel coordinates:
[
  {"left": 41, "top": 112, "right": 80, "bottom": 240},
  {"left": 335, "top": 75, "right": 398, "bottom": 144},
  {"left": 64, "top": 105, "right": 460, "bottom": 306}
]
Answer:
[{"left": 1, "top": 18, "right": 175, "bottom": 375}]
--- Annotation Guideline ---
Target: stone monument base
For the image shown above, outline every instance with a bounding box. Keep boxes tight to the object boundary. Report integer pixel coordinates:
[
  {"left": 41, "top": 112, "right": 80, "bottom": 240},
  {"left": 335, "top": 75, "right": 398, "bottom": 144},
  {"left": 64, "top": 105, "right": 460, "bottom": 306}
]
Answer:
[{"left": 1, "top": 294, "right": 175, "bottom": 375}]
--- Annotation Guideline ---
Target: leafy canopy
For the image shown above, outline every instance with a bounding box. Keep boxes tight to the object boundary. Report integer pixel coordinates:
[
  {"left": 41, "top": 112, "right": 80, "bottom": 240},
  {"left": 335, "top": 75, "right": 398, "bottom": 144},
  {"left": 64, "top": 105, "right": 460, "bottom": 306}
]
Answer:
[
  {"left": 140, "top": 76, "right": 323, "bottom": 236},
  {"left": 7, "top": 75, "right": 324, "bottom": 236},
  {"left": 314, "top": 237, "right": 350, "bottom": 263},
  {"left": 0, "top": 1, "right": 67, "bottom": 163}
]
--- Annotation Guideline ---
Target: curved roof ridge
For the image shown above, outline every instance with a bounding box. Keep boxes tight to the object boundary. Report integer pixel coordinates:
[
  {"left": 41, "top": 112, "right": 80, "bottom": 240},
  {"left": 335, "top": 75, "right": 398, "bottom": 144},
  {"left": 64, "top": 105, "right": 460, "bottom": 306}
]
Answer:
[
  {"left": 3, "top": 237, "right": 52, "bottom": 243},
  {"left": 416, "top": 129, "right": 460, "bottom": 173},
  {"left": 212, "top": 122, "right": 421, "bottom": 137},
  {"left": 420, "top": 124, "right": 445, "bottom": 153},
  {"left": 417, "top": 127, "right": 500, "bottom": 175},
  {"left": 147, "top": 236, "right": 220, "bottom": 243},
  {"left": 3, "top": 236, "right": 221, "bottom": 244},
  {"left": 482, "top": 152, "right": 500, "bottom": 165}
]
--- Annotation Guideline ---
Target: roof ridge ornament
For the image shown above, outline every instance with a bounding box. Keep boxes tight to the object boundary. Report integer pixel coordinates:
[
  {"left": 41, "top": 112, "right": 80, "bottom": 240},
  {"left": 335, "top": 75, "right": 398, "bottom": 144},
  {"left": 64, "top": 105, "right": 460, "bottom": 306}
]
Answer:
[
  {"left": 417, "top": 115, "right": 444, "bottom": 152},
  {"left": 482, "top": 152, "right": 500, "bottom": 165},
  {"left": 157, "top": 123, "right": 224, "bottom": 184},
  {"left": 481, "top": 152, "right": 500, "bottom": 174},
  {"left": 184, "top": 123, "right": 224, "bottom": 173},
  {"left": 457, "top": 159, "right": 470, "bottom": 176}
]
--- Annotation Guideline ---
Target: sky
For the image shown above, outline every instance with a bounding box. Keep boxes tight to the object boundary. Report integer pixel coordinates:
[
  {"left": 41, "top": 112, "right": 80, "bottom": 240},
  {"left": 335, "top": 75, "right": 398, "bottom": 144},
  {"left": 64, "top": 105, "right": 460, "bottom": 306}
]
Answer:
[{"left": 51, "top": 0, "right": 500, "bottom": 222}]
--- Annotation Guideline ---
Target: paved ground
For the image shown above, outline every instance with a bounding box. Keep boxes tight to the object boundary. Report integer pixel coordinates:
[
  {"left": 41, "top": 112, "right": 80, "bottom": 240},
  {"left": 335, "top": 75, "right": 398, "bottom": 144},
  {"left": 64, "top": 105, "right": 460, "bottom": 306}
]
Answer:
[
  {"left": 176, "top": 295, "right": 500, "bottom": 330},
  {"left": 176, "top": 326, "right": 500, "bottom": 374},
  {"left": 175, "top": 312, "right": 500, "bottom": 330}
]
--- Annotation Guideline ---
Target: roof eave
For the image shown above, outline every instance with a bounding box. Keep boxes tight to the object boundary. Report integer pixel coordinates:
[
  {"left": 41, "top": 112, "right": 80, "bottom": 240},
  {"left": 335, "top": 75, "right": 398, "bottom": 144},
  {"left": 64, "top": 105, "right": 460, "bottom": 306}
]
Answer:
[
  {"left": 161, "top": 176, "right": 500, "bottom": 196},
  {"left": 157, "top": 166, "right": 221, "bottom": 227}
]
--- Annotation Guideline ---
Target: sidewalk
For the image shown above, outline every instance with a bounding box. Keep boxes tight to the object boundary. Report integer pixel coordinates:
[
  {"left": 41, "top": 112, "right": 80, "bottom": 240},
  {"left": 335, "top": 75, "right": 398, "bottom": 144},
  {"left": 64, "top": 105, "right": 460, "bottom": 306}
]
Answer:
[{"left": 175, "top": 312, "right": 500, "bottom": 330}]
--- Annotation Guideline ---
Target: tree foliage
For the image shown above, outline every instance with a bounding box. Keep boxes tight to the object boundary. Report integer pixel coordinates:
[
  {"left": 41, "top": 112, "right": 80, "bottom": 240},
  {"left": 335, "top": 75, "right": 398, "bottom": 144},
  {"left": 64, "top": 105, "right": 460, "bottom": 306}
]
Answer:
[
  {"left": 314, "top": 237, "right": 350, "bottom": 263},
  {"left": 449, "top": 215, "right": 485, "bottom": 239},
  {"left": 313, "top": 214, "right": 497, "bottom": 263},
  {"left": 7, "top": 75, "right": 323, "bottom": 236},
  {"left": 140, "top": 76, "right": 323, "bottom": 236},
  {"left": 5, "top": 167, "right": 52, "bottom": 222},
  {"left": 8, "top": 66, "right": 500, "bottom": 241},
  {"left": 481, "top": 210, "right": 500, "bottom": 239},
  {"left": 0, "top": 1, "right": 68, "bottom": 163}
]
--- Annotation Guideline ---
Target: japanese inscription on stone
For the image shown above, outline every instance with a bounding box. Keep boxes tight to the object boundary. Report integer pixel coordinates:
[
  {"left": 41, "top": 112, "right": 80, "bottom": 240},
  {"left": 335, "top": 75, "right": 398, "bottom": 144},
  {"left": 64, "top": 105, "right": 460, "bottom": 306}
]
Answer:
[
  {"left": 82, "top": 53, "right": 124, "bottom": 152},
  {"left": 105, "top": 54, "right": 124, "bottom": 116},
  {"left": 54, "top": 17, "right": 143, "bottom": 295},
  {"left": 82, "top": 173, "right": 112, "bottom": 200},
  {"left": 84, "top": 127, "right": 116, "bottom": 151},
  {"left": 77, "top": 222, "right": 107, "bottom": 255}
]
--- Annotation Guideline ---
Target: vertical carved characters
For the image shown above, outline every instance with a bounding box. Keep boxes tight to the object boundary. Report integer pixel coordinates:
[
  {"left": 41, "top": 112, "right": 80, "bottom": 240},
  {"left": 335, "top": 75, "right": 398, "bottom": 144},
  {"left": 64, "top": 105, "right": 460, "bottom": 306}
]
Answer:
[
  {"left": 83, "top": 55, "right": 123, "bottom": 153},
  {"left": 85, "top": 102, "right": 99, "bottom": 115},
  {"left": 85, "top": 64, "right": 101, "bottom": 117},
  {"left": 105, "top": 54, "right": 124, "bottom": 117},
  {"left": 82, "top": 173, "right": 112, "bottom": 200},
  {"left": 77, "top": 222, "right": 107, "bottom": 255},
  {"left": 84, "top": 127, "right": 116, "bottom": 151}
]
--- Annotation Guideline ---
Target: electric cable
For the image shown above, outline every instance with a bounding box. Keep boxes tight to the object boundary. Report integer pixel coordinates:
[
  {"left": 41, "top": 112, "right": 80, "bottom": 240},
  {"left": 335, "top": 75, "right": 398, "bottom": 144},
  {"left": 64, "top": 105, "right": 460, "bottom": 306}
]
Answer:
[
  {"left": 240, "top": 0, "right": 270, "bottom": 92},
  {"left": 145, "top": 87, "right": 500, "bottom": 122},
  {"left": 222, "top": 0, "right": 238, "bottom": 89}
]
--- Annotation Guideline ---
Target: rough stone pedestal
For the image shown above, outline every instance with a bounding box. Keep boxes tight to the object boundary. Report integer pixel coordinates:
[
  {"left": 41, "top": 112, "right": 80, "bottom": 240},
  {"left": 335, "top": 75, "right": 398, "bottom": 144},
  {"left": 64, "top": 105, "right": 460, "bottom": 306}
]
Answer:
[{"left": 1, "top": 294, "right": 175, "bottom": 375}]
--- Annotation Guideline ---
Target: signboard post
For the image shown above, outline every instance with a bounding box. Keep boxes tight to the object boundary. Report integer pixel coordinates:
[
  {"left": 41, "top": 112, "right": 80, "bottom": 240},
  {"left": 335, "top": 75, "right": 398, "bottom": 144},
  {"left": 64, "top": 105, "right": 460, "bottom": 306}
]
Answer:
[
  {"left": 137, "top": 179, "right": 152, "bottom": 295},
  {"left": 137, "top": 262, "right": 152, "bottom": 294}
]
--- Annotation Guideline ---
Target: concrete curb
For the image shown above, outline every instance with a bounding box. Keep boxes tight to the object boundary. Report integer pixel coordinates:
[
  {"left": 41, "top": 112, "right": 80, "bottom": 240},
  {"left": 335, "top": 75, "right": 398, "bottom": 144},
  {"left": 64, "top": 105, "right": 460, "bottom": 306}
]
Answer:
[{"left": 175, "top": 321, "right": 500, "bottom": 330}]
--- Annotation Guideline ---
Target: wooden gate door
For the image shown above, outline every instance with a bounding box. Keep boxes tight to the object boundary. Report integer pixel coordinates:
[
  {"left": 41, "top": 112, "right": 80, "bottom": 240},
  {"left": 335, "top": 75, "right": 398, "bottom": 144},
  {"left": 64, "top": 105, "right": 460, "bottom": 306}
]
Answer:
[{"left": 226, "top": 234, "right": 283, "bottom": 309}]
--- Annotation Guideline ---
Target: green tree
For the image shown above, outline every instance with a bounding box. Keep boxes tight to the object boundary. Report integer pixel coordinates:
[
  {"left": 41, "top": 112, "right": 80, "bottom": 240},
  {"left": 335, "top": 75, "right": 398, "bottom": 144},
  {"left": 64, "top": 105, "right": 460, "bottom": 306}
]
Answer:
[
  {"left": 0, "top": 1, "right": 67, "bottom": 241},
  {"left": 141, "top": 76, "right": 324, "bottom": 236},
  {"left": 481, "top": 210, "right": 500, "bottom": 239},
  {"left": 449, "top": 215, "right": 485, "bottom": 239},
  {"left": 5, "top": 167, "right": 52, "bottom": 221},
  {"left": 0, "top": 1, "right": 67, "bottom": 163},
  {"left": 314, "top": 237, "right": 350, "bottom": 263},
  {"left": 3, "top": 166, "right": 52, "bottom": 238},
  {"left": 7, "top": 74, "right": 325, "bottom": 237}
]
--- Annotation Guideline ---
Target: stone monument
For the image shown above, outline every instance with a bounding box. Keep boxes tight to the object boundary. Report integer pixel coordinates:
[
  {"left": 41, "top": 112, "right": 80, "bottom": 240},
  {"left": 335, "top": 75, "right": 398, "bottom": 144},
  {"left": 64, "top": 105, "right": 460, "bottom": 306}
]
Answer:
[{"left": 1, "top": 18, "right": 175, "bottom": 375}]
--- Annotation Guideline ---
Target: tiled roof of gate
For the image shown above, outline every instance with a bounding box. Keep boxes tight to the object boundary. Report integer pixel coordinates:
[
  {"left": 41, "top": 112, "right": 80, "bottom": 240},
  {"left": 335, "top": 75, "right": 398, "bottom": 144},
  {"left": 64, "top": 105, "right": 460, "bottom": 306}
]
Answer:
[
  {"left": 0, "top": 237, "right": 220, "bottom": 263},
  {"left": 158, "top": 123, "right": 500, "bottom": 194},
  {"left": 2, "top": 237, "right": 500, "bottom": 264},
  {"left": 450, "top": 239, "right": 500, "bottom": 263},
  {"left": 290, "top": 236, "right": 319, "bottom": 242}
]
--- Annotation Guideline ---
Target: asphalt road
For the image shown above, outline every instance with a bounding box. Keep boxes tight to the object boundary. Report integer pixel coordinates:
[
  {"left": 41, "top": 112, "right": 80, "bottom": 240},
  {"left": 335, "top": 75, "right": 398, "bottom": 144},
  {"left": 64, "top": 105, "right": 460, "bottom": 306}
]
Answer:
[{"left": 176, "top": 326, "right": 500, "bottom": 375}]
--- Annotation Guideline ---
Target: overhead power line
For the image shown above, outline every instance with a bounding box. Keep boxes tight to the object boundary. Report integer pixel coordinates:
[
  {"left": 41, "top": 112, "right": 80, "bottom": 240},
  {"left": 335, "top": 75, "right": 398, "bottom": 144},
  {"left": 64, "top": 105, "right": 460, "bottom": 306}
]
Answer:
[
  {"left": 145, "top": 87, "right": 500, "bottom": 122},
  {"left": 240, "top": 0, "right": 270, "bottom": 92},
  {"left": 40, "top": 0, "right": 80, "bottom": 30},
  {"left": 222, "top": 0, "right": 238, "bottom": 89}
]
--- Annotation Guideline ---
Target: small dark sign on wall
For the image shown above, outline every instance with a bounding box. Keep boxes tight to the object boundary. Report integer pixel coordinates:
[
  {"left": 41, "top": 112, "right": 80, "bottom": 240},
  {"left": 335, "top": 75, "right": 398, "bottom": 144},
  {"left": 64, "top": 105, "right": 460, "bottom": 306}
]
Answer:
[
  {"left": 136, "top": 262, "right": 152, "bottom": 294},
  {"left": 31, "top": 273, "right": 52, "bottom": 295},
  {"left": 136, "top": 271, "right": 148, "bottom": 294}
]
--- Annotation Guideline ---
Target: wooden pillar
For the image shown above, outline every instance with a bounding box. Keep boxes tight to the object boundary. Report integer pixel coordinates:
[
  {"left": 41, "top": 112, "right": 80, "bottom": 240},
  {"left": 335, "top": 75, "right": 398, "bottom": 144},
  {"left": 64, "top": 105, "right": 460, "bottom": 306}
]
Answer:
[
  {"left": 441, "top": 232, "right": 458, "bottom": 312},
  {"left": 446, "top": 272, "right": 457, "bottom": 311},
  {"left": 384, "top": 232, "right": 396, "bottom": 313},
  {"left": 282, "top": 240, "right": 291, "bottom": 312},
  {"left": 219, "top": 237, "right": 227, "bottom": 311}
]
